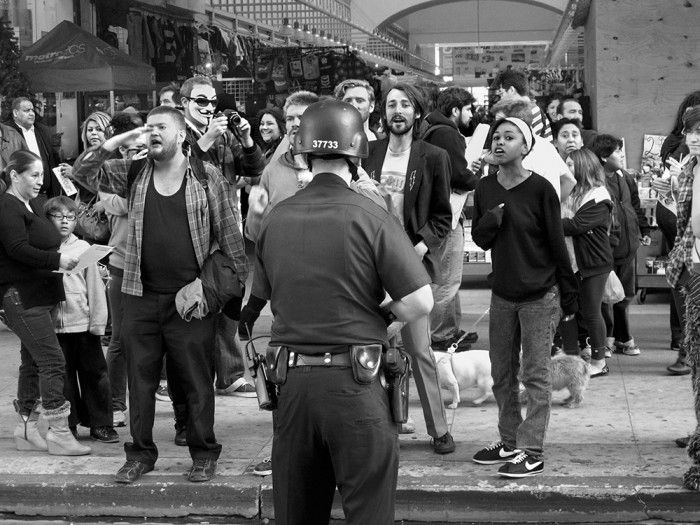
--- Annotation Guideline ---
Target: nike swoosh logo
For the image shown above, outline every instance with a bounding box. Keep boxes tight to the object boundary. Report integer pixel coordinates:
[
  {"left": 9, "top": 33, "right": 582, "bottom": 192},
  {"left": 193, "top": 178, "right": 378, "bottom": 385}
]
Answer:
[
  {"left": 499, "top": 449, "right": 516, "bottom": 458},
  {"left": 525, "top": 461, "right": 543, "bottom": 470}
]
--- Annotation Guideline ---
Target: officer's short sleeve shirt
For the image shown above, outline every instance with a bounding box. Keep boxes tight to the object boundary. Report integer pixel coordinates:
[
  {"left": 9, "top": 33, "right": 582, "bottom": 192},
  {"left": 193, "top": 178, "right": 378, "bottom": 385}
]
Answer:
[{"left": 253, "top": 173, "right": 430, "bottom": 353}]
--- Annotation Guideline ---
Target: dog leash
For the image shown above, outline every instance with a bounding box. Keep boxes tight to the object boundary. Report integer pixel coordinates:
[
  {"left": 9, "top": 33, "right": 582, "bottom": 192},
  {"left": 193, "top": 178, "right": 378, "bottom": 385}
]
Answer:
[
  {"left": 446, "top": 308, "right": 490, "bottom": 434},
  {"left": 447, "top": 308, "right": 490, "bottom": 354}
]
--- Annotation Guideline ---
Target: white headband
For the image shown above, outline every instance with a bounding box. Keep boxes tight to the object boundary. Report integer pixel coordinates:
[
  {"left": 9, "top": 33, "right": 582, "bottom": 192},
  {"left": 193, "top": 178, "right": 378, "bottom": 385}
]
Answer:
[{"left": 502, "top": 117, "right": 535, "bottom": 153}]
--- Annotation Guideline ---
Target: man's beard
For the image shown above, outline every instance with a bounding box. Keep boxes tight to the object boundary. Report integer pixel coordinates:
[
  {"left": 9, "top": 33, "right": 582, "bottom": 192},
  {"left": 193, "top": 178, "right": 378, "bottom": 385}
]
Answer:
[
  {"left": 389, "top": 119, "right": 414, "bottom": 137},
  {"left": 148, "top": 140, "right": 178, "bottom": 162},
  {"left": 457, "top": 121, "right": 472, "bottom": 137}
]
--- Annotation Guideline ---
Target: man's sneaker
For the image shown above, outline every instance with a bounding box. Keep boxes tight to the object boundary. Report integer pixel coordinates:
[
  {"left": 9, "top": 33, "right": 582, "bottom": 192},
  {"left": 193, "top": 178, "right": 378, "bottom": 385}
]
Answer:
[
  {"left": 90, "top": 426, "right": 119, "bottom": 443},
  {"left": 432, "top": 432, "right": 456, "bottom": 454},
  {"left": 498, "top": 451, "right": 544, "bottom": 478},
  {"left": 253, "top": 458, "right": 272, "bottom": 476},
  {"left": 216, "top": 379, "right": 257, "bottom": 398},
  {"left": 155, "top": 383, "right": 170, "bottom": 402},
  {"left": 615, "top": 339, "right": 640, "bottom": 356},
  {"left": 472, "top": 441, "right": 519, "bottom": 464},
  {"left": 115, "top": 460, "right": 153, "bottom": 484},
  {"left": 113, "top": 410, "right": 127, "bottom": 428}
]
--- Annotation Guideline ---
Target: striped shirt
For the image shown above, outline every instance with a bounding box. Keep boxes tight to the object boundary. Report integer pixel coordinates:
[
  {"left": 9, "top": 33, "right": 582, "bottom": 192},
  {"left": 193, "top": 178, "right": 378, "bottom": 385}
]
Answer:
[
  {"left": 72, "top": 146, "right": 248, "bottom": 297},
  {"left": 666, "top": 157, "right": 698, "bottom": 288}
]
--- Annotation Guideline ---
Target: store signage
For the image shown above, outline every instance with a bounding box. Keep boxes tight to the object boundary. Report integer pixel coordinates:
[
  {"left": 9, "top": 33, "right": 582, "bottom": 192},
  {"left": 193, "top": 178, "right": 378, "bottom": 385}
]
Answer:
[
  {"left": 23, "top": 43, "right": 87, "bottom": 64},
  {"left": 448, "top": 45, "right": 546, "bottom": 78}
]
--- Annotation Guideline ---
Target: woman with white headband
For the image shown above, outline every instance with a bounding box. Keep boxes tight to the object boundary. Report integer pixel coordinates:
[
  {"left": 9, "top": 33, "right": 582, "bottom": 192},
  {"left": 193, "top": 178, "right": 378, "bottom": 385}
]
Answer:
[{"left": 470, "top": 117, "right": 578, "bottom": 478}]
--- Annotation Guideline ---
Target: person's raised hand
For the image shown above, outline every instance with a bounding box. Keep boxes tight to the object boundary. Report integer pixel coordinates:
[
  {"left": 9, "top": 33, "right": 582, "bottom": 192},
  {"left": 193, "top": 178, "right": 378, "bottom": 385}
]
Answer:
[{"left": 59, "top": 254, "right": 80, "bottom": 271}]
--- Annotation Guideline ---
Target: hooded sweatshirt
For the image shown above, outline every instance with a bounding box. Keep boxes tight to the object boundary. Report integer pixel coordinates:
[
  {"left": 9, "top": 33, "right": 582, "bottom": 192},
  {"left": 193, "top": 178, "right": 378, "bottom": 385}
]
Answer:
[{"left": 53, "top": 234, "right": 108, "bottom": 335}]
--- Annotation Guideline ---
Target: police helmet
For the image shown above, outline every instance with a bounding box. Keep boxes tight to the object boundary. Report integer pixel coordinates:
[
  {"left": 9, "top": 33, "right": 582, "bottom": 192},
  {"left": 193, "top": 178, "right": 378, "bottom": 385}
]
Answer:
[{"left": 293, "top": 100, "right": 369, "bottom": 160}]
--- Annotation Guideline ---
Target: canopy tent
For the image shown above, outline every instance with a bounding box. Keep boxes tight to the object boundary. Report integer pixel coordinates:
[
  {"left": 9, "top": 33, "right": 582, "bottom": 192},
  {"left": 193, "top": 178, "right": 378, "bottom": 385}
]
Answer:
[{"left": 18, "top": 20, "right": 155, "bottom": 94}]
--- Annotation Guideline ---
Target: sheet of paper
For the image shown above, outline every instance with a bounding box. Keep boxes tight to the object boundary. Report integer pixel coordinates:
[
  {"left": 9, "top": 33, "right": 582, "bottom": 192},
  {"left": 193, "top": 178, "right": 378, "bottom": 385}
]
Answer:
[
  {"left": 52, "top": 167, "right": 78, "bottom": 196},
  {"left": 449, "top": 192, "right": 469, "bottom": 230},
  {"left": 56, "top": 245, "right": 113, "bottom": 274},
  {"left": 464, "top": 123, "right": 490, "bottom": 165}
]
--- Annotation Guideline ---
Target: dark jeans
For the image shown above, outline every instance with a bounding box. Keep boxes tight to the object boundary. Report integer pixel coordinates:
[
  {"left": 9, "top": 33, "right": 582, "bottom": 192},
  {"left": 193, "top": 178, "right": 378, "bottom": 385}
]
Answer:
[
  {"left": 657, "top": 204, "right": 684, "bottom": 348},
  {"left": 57, "top": 332, "right": 112, "bottom": 428},
  {"left": 214, "top": 312, "right": 246, "bottom": 390},
  {"left": 2, "top": 288, "right": 66, "bottom": 413},
  {"left": 602, "top": 258, "right": 635, "bottom": 343},
  {"left": 561, "top": 272, "right": 608, "bottom": 359},
  {"left": 489, "top": 287, "right": 561, "bottom": 459},
  {"left": 272, "top": 367, "right": 397, "bottom": 525},
  {"left": 105, "top": 268, "right": 127, "bottom": 412},
  {"left": 121, "top": 291, "right": 221, "bottom": 465}
]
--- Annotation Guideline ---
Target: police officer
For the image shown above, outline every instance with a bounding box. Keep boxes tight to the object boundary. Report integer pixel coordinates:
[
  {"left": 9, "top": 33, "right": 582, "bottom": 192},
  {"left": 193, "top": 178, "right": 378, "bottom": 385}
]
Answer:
[{"left": 251, "top": 100, "right": 434, "bottom": 524}]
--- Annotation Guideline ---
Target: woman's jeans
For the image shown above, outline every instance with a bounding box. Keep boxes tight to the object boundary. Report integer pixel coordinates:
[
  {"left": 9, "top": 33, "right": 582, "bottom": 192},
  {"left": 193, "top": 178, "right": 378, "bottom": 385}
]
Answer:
[
  {"left": 601, "top": 258, "right": 635, "bottom": 343},
  {"left": 106, "top": 268, "right": 127, "bottom": 412},
  {"left": 489, "top": 286, "right": 561, "bottom": 459},
  {"left": 2, "top": 287, "right": 66, "bottom": 414},
  {"left": 561, "top": 272, "right": 608, "bottom": 360}
]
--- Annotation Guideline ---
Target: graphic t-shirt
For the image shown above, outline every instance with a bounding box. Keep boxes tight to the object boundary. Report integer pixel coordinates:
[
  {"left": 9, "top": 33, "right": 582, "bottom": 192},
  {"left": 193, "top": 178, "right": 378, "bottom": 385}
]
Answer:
[{"left": 380, "top": 147, "right": 410, "bottom": 226}]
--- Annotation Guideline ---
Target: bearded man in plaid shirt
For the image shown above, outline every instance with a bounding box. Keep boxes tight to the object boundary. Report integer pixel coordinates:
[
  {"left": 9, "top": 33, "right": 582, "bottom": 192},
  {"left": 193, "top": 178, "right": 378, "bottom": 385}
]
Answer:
[{"left": 72, "top": 105, "right": 247, "bottom": 484}]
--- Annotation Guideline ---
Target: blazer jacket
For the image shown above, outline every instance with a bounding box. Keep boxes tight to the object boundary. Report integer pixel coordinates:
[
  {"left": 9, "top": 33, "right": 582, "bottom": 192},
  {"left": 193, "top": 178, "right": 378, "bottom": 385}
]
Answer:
[
  {"left": 7, "top": 120, "right": 62, "bottom": 198},
  {"left": 363, "top": 138, "right": 451, "bottom": 281}
]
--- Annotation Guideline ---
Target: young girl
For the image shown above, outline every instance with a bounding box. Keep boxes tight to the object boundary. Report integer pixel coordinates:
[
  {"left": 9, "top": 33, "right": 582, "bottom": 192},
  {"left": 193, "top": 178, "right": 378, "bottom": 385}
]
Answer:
[
  {"left": 560, "top": 149, "right": 614, "bottom": 376},
  {"left": 470, "top": 117, "right": 578, "bottom": 478},
  {"left": 45, "top": 196, "right": 117, "bottom": 443}
]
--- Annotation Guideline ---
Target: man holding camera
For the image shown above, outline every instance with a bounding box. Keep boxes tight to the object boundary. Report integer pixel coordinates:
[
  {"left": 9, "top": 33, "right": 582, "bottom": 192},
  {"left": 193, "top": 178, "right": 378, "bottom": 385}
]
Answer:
[{"left": 180, "top": 75, "right": 265, "bottom": 399}]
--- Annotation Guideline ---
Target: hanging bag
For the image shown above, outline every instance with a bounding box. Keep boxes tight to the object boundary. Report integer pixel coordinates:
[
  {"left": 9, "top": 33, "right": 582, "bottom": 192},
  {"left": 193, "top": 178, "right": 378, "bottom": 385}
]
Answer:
[
  {"left": 74, "top": 195, "right": 110, "bottom": 244},
  {"left": 602, "top": 270, "right": 625, "bottom": 304}
]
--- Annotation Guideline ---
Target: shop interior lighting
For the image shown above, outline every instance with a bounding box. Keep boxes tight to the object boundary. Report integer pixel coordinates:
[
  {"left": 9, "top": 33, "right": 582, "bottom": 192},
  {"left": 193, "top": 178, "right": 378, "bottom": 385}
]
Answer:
[{"left": 279, "top": 17, "right": 292, "bottom": 37}]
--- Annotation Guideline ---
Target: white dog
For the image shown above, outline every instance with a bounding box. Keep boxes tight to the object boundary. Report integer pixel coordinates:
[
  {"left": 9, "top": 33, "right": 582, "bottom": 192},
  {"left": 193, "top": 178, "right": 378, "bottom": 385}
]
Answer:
[{"left": 434, "top": 349, "right": 493, "bottom": 408}]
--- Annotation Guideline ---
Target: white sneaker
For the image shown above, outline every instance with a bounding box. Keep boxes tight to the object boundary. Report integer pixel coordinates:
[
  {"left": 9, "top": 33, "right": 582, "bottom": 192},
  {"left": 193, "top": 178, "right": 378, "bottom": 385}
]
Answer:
[{"left": 113, "top": 410, "right": 127, "bottom": 427}]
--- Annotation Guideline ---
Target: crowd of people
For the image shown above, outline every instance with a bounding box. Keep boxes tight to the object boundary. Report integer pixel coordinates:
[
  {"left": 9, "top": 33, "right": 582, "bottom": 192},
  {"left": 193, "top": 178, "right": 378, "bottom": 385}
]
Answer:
[{"left": 1, "top": 67, "right": 699, "bottom": 522}]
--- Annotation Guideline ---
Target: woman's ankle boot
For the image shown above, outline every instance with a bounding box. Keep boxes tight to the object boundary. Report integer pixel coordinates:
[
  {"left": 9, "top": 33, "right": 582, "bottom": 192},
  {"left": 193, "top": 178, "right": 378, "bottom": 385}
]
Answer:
[
  {"left": 44, "top": 402, "right": 91, "bottom": 456},
  {"left": 13, "top": 400, "right": 47, "bottom": 451}
]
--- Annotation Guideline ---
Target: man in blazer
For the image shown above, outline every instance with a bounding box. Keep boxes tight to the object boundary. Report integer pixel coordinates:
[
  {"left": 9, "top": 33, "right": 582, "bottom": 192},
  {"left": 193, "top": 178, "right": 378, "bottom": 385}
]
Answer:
[
  {"left": 8, "top": 97, "right": 62, "bottom": 199},
  {"left": 362, "top": 83, "right": 455, "bottom": 454}
]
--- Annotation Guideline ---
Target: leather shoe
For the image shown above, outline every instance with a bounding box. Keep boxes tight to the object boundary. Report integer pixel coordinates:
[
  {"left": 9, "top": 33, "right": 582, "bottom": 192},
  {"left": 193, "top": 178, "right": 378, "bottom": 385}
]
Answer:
[
  {"left": 433, "top": 431, "right": 456, "bottom": 454},
  {"left": 188, "top": 458, "right": 217, "bottom": 482},
  {"left": 90, "top": 426, "right": 119, "bottom": 443},
  {"left": 667, "top": 359, "right": 691, "bottom": 376},
  {"left": 174, "top": 425, "right": 187, "bottom": 447},
  {"left": 115, "top": 460, "right": 153, "bottom": 484}
]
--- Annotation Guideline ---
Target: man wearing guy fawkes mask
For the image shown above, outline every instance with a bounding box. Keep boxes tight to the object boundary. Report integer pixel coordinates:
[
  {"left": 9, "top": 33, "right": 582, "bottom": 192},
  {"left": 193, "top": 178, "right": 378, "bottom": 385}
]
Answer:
[
  {"left": 180, "top": 75, "right": 265, "bottom": 401},
  {"left": 180, "top": 75, "right": 265, "bottom": 190}
]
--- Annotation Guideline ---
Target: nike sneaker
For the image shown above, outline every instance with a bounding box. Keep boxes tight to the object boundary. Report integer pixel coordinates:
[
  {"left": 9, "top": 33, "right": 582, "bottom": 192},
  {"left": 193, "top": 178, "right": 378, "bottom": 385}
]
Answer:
[
  {"left": 498, "top": 451, "right": 544, "bottom": 478},
  {"left": 472, "top": 441, "right": 519, "bottom": 464}
]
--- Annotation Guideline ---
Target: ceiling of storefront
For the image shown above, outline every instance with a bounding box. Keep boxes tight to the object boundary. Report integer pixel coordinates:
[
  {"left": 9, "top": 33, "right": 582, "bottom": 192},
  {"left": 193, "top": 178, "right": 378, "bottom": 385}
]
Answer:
[{"left": 351, "top": 0, "right": 567, "bottom": 54}]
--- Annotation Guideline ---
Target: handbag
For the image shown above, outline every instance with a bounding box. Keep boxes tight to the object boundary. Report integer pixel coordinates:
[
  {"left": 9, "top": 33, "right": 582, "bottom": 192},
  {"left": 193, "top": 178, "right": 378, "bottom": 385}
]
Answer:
[
  {"left": 74, "top": 195, "right": 110, "bottom": 244},
  {"left": 602, "top": 270, "right": 625, "bottom": 304}
]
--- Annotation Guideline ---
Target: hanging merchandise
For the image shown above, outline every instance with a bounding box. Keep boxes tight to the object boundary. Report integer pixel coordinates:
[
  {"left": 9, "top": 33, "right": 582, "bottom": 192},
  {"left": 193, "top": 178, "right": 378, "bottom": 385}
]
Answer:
[
  {"left": 271, "top": 50, "right": 288, "bottom": 94},
  {"left": 302, "top": 52, "right": 320, "bottom": 81},
  {"left": 318, "top": 51, "right": 334, "bottom": 91},
  {"left": 288, "top": 49, "right": 303, "bottom": 79},
  {"left": 256, "top": 51, "right": 273, "bottom": 83}
]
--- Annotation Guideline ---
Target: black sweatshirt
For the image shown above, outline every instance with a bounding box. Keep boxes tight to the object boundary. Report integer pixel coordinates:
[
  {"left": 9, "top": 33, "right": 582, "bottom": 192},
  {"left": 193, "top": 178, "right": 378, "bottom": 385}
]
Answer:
[
  {"left": 0, "top": 193, "right": 64, "bottom": 308},
  {"left": 472, "top": 172, "right": 578, "bottom": 314}
]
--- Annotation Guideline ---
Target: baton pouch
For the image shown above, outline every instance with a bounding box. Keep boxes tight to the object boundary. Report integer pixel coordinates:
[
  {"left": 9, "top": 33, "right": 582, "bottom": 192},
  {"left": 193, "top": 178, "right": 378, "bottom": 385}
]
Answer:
[
  {"left": 384, "top": 347, "right": 411, "bottom": 424},
  {"left": 350, "top": 344, "right": 383, "bottom": 384},
  {"left": 265, "top": 345, "right": 289, "bottom": 386}
]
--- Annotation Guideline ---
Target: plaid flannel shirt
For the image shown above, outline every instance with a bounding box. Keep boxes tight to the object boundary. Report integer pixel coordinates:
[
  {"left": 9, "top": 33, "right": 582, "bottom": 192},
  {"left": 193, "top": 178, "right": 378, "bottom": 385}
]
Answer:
[
  {"left": 72, "top": 146, "right": 248, "bottom": 297},
  {"left": 666, "top": 156, "right": 698, "bottom": 288}
]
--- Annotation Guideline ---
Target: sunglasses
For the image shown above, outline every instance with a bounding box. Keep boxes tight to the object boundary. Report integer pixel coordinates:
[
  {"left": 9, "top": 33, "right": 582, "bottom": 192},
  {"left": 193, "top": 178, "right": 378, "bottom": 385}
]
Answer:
[{"left": 186, "top": 97, "right": 218, "bottom": 108}]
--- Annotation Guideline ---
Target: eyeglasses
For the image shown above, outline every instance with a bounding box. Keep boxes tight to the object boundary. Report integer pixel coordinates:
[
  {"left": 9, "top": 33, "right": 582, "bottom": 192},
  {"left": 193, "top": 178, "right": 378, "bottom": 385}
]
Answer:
[
  {"left": 48, "top": 213, "right": 77, "bottom": 221},
  {"left": 185, "top": 97, "right": 218, "bottom": 108}
]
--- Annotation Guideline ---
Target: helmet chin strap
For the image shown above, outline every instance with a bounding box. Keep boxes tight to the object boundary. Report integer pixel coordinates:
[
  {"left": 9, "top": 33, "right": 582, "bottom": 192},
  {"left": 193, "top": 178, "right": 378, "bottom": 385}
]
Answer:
[{"left": 306, "top": 155, "right": 359, "bottom": 182}]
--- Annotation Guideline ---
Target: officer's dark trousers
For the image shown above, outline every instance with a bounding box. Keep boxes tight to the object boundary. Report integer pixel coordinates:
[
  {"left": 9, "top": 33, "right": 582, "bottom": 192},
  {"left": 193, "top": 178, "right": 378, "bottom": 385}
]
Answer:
[
  {"left": 272, "top": 366, "right": 398, "bottom": 525},
  {"left": 121, "top": 291, "right": 221, "bottom": 465}
]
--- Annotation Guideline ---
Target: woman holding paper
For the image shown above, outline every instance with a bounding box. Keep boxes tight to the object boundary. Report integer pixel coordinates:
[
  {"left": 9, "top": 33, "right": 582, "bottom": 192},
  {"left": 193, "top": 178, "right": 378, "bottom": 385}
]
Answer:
[
  {"left": 668, "top": 106, "right": 700, "bottom": 491},
  {"left": 0, "top": 149, "right": 91, "bottom": 456}
]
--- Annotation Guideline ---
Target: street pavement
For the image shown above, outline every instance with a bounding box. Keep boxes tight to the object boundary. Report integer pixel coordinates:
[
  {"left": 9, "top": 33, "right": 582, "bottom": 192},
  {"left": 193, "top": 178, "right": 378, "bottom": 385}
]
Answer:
[{"left": 0, "top": 286, "right": 698, "bottom": 523}]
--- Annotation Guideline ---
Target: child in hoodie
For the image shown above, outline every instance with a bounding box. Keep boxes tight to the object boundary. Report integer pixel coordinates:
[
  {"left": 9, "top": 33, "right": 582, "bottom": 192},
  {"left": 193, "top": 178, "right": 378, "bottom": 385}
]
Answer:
[{"left": 45, "top": 196, "right": 118, "bottom": 444}]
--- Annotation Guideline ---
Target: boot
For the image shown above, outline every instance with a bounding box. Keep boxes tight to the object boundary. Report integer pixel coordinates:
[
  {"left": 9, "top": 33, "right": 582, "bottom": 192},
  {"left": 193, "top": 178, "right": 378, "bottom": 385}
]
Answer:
[
  {"left": 44, "top": 402, "right": 91, "bottom": 456},
  {"left": 13, "top": 400, "right": 47, "bottom": 451},
  {"left": 668, "top": 346, "right": 691, "bottom": 376}
]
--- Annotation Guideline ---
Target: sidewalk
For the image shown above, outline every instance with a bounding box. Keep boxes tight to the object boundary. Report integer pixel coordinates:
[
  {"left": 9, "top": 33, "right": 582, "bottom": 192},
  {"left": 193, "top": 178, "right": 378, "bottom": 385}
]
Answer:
[{"left": 0, "top": 288, "right": 698, "bottom": 523}]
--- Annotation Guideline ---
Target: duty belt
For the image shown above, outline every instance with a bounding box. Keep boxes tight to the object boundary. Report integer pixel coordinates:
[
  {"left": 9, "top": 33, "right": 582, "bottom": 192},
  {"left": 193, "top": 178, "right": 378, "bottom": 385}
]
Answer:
[{"left": 288, "top": 350, "right": 351, "bottom": 368}]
